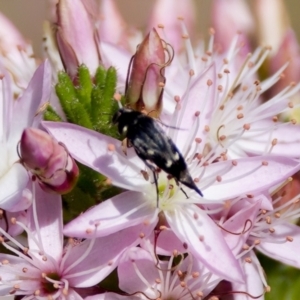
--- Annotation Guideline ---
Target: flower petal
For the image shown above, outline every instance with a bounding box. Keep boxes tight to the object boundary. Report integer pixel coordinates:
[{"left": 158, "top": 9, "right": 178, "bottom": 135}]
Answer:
[
  {"left": 201, "top": 156, "right": 300, "bottom": 201},
  {"left": 165, "top": 204, "right": 244, "bottom": 283},
  {"left": 64, "top": 223, "right": 157, "bottom": 287},
  {"left": 0, "top": 163, "right": 30, "bottom": 211},
  {"left": 257, "top": 222, "right": 300, "bottom": 268},
  {"left": 63, "top": 191, "right": 158, "bottom": 238},
  {"left": 8, "top": 60, "right": 52, "bottom": 147},
  {"left": 43, "top": 121, "right": 149, "bottom": 191},
  {"left": 232, "top": 252, "right": 265, "bottom": 300},
  {"left": 27, "top": 182, "right": 63, "bottom": 261}
]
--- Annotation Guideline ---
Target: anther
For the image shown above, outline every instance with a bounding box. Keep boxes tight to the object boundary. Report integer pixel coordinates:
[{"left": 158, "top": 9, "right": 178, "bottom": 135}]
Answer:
[
  {"left": 286, "top": 236, "right": 293, "bottom": 242},
  {"left": 193, "top": 212, "right": 199, "bottom": 220},
  {"left": 254, "top": 239, "right": 260, "bottom": 245},
  {"left": 269, "top": 227, "right": 275, "bottom": 233},
  {"left": 244, "top": 257, "right": 252, "bottom": 263},
  {"left": 113, "top": 93, "right": 122, "bottom": 102},
  {"left": 158, "top": 82, "right": 165, "bottom": 88},
  {"left": 157, "top": 24, "right": 164, "bottom": 29},
  {"left": 174, "top": 95, "right": 180, "bottom": 102},
  {"left": 242, "top": 244, "right": 250, "bottom": 250},
  {"left": 275, "top": 213, "right": 281, "bottom": 218},
  {"left": 272, "top": 116, "right": 278, "bottom": 122},
  {"left": 232, "top": 160, "right": 237, "bottom": 166},
  {"left": 237, "top": 113, "right": 244, "bottom": 119},
  {"left": 288, "top": 102, "right": 294, "bottom": 108},
  {"left": 107, "top": 144, "right": 115, "bottom": 151},
  {"left": 218, "top": 85, "right": 223, "bottom": 92},
  {"left": 85, "top": 228, "right": 93, "bottom": 234},
  {"left": 224, "top": 69, "right": 230, "bottom": 74},
  {"left": 266, "top": 216, "right": 271, "bottom": 224},
  {"left": 180, "top": 281, "right": 187, "bottom": 288},
  {"left": 159, "top": 225, "right": 168, "bottom": 231},
  {"left": 34, "top": 290, "right": 41, "bottom": 296},
  {"left": 195, "top": 137, "right": 202, "bottom": 143},
  {"left": 139, "top": 232, "right": 145, "bottom": 238},
  {"left": 192, "top": 272, "right": 199, "bottom": 278},
  {"left": 218, "top": 73, "right": 223, "bottom": 79},
  {"left": 199, "top": 235, "right": 204, "bottom": 242},
  {"left": 216, "top": 176, "right": 222, "bottom": 182},
  {"left": 291, "top": 119, "right": 297, "bottom": 124},
  {"left": 143, "top": 220, "right": 150, "bottom": 226},
  {"left": 189, "top": 69, "right": 195, "bottom": 76},
  {"left": 194, "top": 111, "right": 200, "bottom": 117},
  {"left": 10, "top": 217, "right": 17, "bottom": 225},
  {"left": 22, "top": 267, "right": 28, "bottom": 273},
  {"left": 182, "top": 34, "right": 189, "bottom": 39},
  {"left": 237, "top": 105, "right": 243, "bottom": 110},
  {"left": 155, "top": 278, "right": 161, "bottom": 284},
  {"left": 219, "top": 135, "right": 226, "bottom": 141},
  {"left": 262, "top": 161, "right": 268, "bottom": 166},
  {"left": 183, "top": 242, "right": 188, "bottom": 249},
  {"left": 243, "top": 123, "right": 250, "bottom": 130},
  {"left": 173, "top": 249, "right": 178, "bottom": 257},
  {"left": 204, "top": 125, "right": 210, "bottom": 132},
  {"left": 207, "top": 79, "right": 213, "bottom": 86},
  {"left": 104, "top": 178, "right": 112, "bottom": 185},
  {"left": 272, "top": 138, "right": 278, "bottom": 146},
  {"left": 209, "top": 27, "right": 215, "bottom": 35}
]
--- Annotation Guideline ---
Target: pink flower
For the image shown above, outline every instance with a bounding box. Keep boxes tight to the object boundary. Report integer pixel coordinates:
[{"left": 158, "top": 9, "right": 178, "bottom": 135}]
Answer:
[
  {"left": 0, "top": 182, "right": 147, "bottom": 299},
  {"left": 0, "top": 60, "right": 51, "bottom": 211},
  {"left": 87, "top": 240, "right": 221, "bottom": 299},
  {"left": 0, "top": 12, "right": 38, "bottom": 96},
  {"left": 43, "top": 117, "right": 300, "bottom": 284}
]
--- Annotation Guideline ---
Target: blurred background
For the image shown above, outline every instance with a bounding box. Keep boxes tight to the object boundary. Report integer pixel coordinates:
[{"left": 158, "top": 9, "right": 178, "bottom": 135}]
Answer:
[{"left": 0, "top": 0, "right": 299, "bottom": 57}]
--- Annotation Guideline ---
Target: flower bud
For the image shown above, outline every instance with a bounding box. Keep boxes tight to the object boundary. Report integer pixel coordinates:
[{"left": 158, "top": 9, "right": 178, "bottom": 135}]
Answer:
[
  {"left": 20, "top": 128, "right": 79, "bottom": 194},
  {"left": 55, "top": 0, "right": 101, "bottom": 78},
  {"left": 126, "top": 28, "right": 166, "bottom": 117}
]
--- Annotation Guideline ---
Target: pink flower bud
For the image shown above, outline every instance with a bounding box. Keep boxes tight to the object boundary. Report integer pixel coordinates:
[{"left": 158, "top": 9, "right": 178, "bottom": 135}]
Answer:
[
  {"left": 126, "top": 28, "right": 166, "bottom": 117},
  {"left": 55, "top": 0, "right": 101, "bottom": 77},
  {"left": 20, "top": 128, "right": 79, "bottom": 194}
]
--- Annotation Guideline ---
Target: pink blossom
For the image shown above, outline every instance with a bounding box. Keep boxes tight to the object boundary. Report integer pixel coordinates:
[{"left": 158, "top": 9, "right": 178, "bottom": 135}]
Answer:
[
  {"left": 0, "top": 61, "right": 51, "bottom": 211},
  {"left": 0, "top": 182, "right": 147, "bottom": 299}
]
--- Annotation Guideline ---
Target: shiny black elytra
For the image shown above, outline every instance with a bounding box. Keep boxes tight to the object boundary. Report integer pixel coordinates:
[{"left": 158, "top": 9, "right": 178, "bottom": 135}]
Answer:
[{"left": 113, "top": 108, "right": 203, "bottom": 203}]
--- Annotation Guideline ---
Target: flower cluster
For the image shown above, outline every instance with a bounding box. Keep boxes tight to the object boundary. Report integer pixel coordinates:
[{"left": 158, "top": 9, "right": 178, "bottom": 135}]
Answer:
[{"left": 0, "top": 0, "right": 300, "bottom": 299}]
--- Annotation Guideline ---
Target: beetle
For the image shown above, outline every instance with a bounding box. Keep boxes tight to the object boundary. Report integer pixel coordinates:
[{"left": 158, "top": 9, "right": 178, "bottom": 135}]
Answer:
[{"left": 113, "top": 107, "right": 203, "bottom": 203}]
